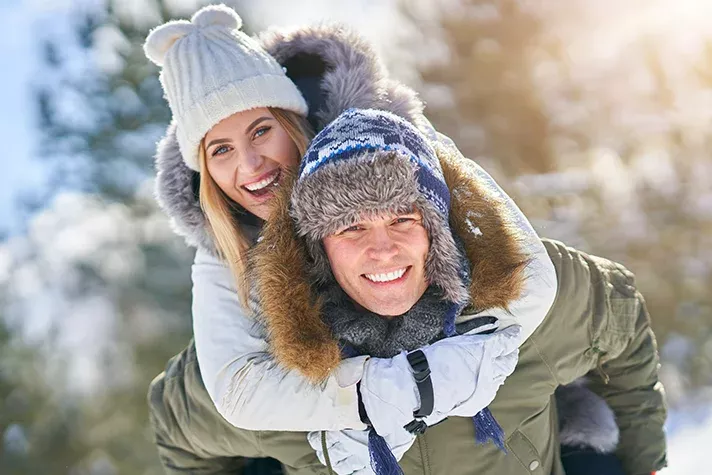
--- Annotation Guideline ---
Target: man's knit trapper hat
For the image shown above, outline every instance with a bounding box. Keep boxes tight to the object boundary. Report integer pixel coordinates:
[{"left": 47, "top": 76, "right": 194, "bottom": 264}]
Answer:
[
  {"left": 290, "top": 108, "right": 470, "bottom": 306},
  {"left": 144, "top": 4, "right": 308, "bottom": 171}
]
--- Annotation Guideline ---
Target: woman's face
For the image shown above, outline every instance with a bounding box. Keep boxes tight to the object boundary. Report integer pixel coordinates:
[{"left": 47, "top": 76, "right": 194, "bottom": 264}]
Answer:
[{"left": 203, "top": 108, "right": 301, "bottom": 220}]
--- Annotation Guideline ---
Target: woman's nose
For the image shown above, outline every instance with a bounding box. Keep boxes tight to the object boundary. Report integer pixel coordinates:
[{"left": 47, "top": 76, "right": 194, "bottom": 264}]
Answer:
[{"left": 240, "top": 146, "right": 265, "bottom": 174}]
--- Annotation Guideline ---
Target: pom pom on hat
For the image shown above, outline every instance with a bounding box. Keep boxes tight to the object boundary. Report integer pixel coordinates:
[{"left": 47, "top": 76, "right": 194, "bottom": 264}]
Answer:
[
  {"left": 144, "top": 21, "right": 193, "bottom": 66},
  {"left": 191, "top": 3, "right": 243, "bottom": 30},
  {"left": 144, "top": 4, "right": 244, "bottom": 67}
]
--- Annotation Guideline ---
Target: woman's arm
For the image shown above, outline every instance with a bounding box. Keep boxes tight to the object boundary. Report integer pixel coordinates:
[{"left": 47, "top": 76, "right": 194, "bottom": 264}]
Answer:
[
  {"left": 433, "top": 127, "right": 558, "bottom": 343},
  {"left": 192, "top": 247, "right": 368, "bottom": 432}
]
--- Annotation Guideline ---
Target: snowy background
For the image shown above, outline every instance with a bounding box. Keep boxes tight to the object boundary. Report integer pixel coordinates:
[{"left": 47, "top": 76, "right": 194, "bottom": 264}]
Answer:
[{"left": 1, "top": 0, "right": 711, "bottom": 473}]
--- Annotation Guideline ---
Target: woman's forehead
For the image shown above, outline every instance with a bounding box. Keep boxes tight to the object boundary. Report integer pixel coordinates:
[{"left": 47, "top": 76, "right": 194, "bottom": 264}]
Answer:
[{"left": 205, "top": 107, "right": 273, "bottom": 139}]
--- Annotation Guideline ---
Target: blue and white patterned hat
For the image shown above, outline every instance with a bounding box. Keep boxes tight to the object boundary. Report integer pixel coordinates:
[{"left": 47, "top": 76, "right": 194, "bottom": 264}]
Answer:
[
  {"left": 290, "top": 108, "right": 469, "bottom": 305},
  {"left": 299, "top": 108, "right": 450, "bottom": 217}
]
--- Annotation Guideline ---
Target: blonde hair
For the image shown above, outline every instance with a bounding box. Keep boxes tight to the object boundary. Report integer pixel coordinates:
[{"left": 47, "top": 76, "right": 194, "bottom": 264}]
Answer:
[{"left": 198, "top": 107, "right": 313, "bottom": 303}]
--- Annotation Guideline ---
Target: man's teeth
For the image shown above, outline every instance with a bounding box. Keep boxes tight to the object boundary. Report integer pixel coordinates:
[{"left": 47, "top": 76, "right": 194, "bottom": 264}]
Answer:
[
  {"left": 365, "top": 268, "right": 407, "bottom": 283},
  {"left": 245, "top": 171, "right": 279, "bottom": 191}
]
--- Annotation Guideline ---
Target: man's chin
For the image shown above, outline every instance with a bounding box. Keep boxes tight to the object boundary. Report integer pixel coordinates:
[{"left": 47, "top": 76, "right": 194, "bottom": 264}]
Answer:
[{"left": 361, "top": 298, "right": 416, "bottom": 318}]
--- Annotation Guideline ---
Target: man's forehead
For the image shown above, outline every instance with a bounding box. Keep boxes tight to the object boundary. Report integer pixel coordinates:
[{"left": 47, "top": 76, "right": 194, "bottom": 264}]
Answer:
[{"left": 351, "top": 208, "right": 422, "bottom": 225}]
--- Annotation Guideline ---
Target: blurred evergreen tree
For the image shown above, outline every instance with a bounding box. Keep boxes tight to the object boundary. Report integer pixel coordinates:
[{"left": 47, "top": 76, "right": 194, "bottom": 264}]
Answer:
[
  {"left": 0, "top": 315, "right": 91, "bottom": 475},
  {"left": 401, "top": 0, "right": 558, "bottom": 177}
]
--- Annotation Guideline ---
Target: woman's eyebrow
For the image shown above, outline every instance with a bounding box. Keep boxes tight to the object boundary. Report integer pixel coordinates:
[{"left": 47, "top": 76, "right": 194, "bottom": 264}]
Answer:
[
  {"left": 244, "top": 116, "right": 272, "bottom": 134},
  {"left": 205, "top": 117, "right": 272, "bottom": 149},
  {"left": 206, "top": 138, "right": 231, "bottom": 149}
]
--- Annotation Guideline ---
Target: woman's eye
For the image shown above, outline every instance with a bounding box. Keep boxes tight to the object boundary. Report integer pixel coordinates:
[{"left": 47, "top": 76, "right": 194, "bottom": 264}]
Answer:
[
  {"left": 253, "top": 126, "right": 271, "bottom": 140},
  {"left": 212, "top": 145, "right": 231, "bottom": 157}
]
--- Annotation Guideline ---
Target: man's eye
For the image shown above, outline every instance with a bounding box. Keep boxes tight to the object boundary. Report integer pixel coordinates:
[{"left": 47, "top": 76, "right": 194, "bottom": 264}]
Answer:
[
  {"left": 393, "top": 217, "right": 416, "bottom": 225},
  {"left": 341, "top": 225, "right": 363, "bottom": 234}
]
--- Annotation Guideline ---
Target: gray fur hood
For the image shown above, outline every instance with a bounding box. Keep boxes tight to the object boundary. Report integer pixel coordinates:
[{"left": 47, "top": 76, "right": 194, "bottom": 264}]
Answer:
[
  {"left": 151, "top": 24, "right": 619, "bottom": 454},
  {"left": 153, "top": 24, "right": 425, "bottom": 254}
]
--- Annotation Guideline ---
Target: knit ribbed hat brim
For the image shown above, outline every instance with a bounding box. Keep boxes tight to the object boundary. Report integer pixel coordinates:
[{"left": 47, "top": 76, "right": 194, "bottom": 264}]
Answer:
[{"left": 177, "top": 74, "right": 307, "bottom": 170}]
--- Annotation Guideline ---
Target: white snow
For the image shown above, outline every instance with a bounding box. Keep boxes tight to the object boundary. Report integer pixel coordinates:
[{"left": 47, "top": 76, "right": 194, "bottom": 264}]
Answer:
[{"left": 661, "top": 395, "right": 712, "bottom": 474}]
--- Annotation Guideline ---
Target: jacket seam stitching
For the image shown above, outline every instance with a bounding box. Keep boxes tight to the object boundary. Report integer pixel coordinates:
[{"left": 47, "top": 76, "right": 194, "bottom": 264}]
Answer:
[
  {"left": 530, "top": 337, "right": 561, "bottom": 386},
  {"left": 506, "top": 431, "right": 531, "bottom": 471},
  {"left": 417, "top": 435, "right": 430, "bottom": 475}
]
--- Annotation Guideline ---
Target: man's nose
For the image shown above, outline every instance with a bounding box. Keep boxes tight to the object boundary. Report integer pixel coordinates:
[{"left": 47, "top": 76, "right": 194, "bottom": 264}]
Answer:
[{"left": 366, "top": 226, "right": 399, "bottom": 260}]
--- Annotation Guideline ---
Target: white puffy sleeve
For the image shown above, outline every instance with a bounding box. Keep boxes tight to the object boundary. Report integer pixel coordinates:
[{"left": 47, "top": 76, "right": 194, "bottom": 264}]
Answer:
[
  {"left": 191, "top": 247, "right": 368, "bottom": 431},
  {"left": 431, "top": 129, "right": 557, "bottom": 342}
]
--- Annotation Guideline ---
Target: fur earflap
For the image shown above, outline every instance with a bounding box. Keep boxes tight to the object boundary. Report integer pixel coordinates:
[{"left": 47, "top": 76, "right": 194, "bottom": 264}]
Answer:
[
  {"left": 438, "top": 144, "right": 530, "bottom": 312},
  {"left": 251, "top": 147, "right": 529, "bottom": 382}
]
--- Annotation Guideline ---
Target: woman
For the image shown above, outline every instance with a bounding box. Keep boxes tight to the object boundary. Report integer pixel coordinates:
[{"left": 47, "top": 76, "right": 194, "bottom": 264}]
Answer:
[{"left": 145, "top": 5, "right": 651, "bottom": 475}]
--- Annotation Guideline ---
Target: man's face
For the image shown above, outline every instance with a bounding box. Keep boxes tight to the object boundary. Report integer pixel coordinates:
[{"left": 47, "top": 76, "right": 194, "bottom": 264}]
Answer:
[{"left": 322, "top": 211, "right": 430, "bottom": 317}]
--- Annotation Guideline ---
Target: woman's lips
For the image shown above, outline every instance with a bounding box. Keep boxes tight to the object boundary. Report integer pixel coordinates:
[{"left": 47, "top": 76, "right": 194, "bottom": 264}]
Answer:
[{"left": 242, "top": 169, "right": 281, "bottom": 198}]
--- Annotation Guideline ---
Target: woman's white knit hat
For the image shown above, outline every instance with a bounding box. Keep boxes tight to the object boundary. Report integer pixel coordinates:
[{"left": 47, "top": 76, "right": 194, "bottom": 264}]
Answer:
[{"left": 144, "top": 4, "right": 308, "bottom": 171}]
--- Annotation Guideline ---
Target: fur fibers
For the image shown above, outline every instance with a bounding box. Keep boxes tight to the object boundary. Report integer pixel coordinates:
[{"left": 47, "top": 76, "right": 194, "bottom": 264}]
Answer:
[
  {"left": 251, "top": 145, "right": 528, "bottom": 382},
  {"left": 556, "top": 379, "right": 620, "bottom": 453},
  {"left": 290, "top": 151, "right": 470, "bottom": 305},
  {"left": 259, "top": 25, "right": 425, "bottom": 127},
  {"left": 153, "top": 23, "right": 618, "bottom": 453}
]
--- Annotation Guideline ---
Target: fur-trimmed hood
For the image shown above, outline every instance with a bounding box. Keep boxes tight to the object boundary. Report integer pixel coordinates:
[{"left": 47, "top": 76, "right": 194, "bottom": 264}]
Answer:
[
  {"left": 154, "top": 24, "right": 427, "bottom": 253},
  {"left": 252, "top": 143, "right": 530, "bottom": 383}
]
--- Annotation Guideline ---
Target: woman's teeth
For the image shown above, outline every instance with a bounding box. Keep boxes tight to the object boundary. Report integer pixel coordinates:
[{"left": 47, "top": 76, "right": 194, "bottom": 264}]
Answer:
[
  {"left": 244, "top": 170, "right": 279, "bottom": 192},
  {"left": 364, "top": 268, "right": 407, "bottom": 283}
]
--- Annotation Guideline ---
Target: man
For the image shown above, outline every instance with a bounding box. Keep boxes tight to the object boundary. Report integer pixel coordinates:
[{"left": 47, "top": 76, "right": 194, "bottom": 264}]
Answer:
[{"left": 149, "top": 109, "right": 666, "bottom": 475}]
